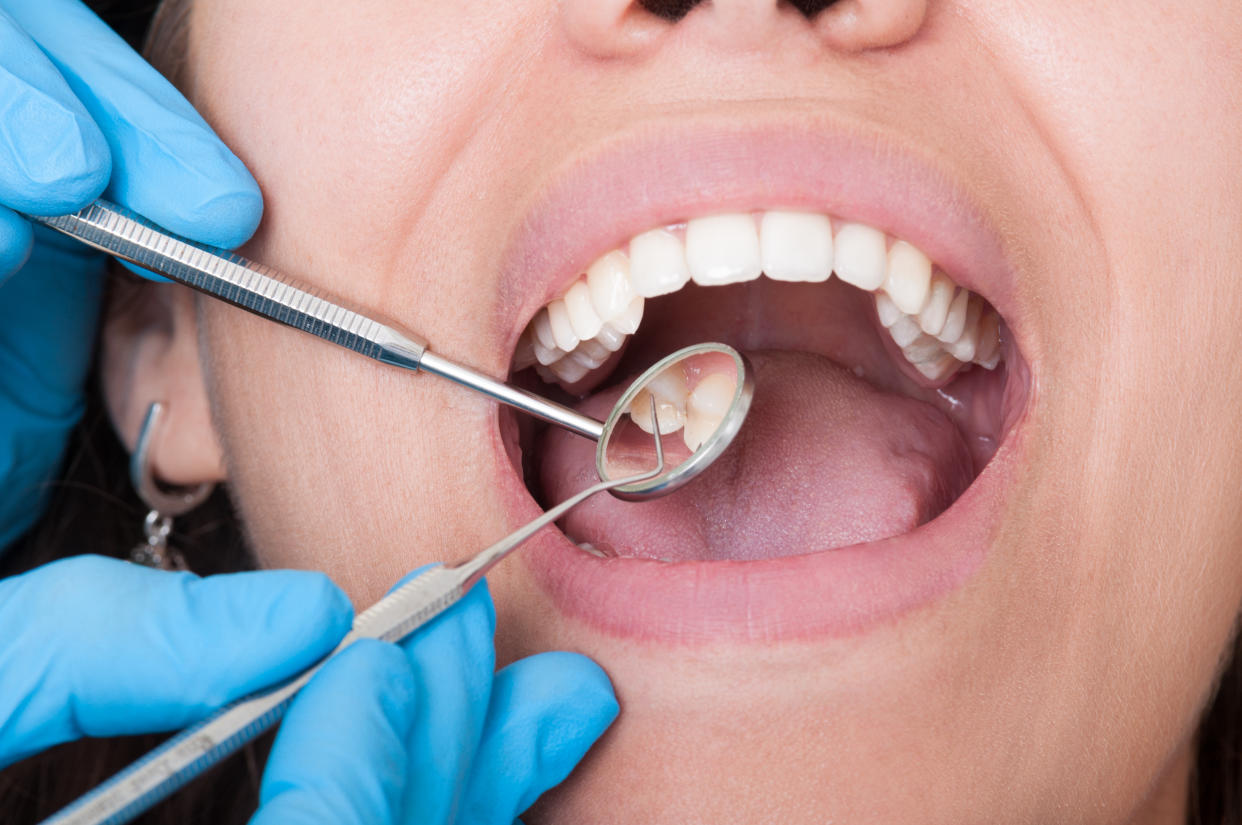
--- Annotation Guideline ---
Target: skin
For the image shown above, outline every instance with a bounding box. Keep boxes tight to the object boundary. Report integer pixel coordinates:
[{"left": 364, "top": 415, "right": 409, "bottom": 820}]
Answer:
[{"left": 102, "top": 1, "right": 1242, "bottom": 822}]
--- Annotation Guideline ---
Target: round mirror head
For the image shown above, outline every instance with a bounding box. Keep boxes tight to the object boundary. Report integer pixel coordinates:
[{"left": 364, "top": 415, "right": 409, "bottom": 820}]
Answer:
[{"left": 596, "top": 342, "right": 753, "bottom": 500}]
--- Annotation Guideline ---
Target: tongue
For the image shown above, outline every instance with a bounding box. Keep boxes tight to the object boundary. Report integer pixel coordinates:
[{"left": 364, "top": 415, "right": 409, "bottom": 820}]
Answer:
[{"left": 537, "top": 350, "right": 974, "bottom": 562}]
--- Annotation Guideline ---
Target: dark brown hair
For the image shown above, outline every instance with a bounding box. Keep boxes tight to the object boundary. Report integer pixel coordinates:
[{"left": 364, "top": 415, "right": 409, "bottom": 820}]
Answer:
[{"left": 1, "top": 2, "right": 1240, "bottom": 823}]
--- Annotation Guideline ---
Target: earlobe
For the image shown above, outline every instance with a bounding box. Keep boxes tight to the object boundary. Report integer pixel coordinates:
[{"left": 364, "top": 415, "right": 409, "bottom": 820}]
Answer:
[{"left": 101, "top": 280, "right": 227, "bottom": 487}]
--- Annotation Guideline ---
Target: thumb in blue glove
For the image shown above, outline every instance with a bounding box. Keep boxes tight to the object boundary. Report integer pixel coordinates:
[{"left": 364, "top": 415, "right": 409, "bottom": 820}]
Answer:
[
  {"left": 0, "top": 0, "right": 262, "bottom": 549},
  {"left": 0, "top": 555, "right": 352, "bottom": 770},
  {"left": 253, "top": 576, "right": 619, "bottom": 825}
]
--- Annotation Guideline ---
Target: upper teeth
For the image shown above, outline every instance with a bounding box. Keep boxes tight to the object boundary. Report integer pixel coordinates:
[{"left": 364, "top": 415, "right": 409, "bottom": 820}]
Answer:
[{"left": 514, "top": 210, "right": 1003, "bottom": 387}]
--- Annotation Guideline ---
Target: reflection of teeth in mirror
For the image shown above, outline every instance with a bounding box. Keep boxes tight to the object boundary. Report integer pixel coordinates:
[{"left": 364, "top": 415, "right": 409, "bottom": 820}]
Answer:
[
  {"left": 683, "top": 373, "right": 734, "bottom": 451},
  {"left": 628, "top": 389, "right": 686, "bottom": 435},
  {"left": 514, "top": 210, "right": 1006, "bottom": 389}
]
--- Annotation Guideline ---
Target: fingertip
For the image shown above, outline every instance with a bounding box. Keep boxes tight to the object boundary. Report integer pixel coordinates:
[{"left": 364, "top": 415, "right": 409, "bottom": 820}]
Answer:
[{"left": 0, "top": 206, "right": 33, "bottom": 282}]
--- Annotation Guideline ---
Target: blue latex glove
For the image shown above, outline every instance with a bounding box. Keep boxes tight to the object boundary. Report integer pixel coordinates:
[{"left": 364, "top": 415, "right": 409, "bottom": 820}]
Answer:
[
  {"left": 0, "top": 556, "right": 353, "bottom": 769},
  {"left": 0, "top": 0, "right": 263, "bottom": 548},
  {"left": 253, "top": 575, "right": 619, "bottom": 825}
]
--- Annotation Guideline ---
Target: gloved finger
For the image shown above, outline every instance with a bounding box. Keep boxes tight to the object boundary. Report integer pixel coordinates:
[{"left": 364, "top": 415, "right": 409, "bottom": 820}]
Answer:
[
  {"left": 252, "top": 640, "right": 416, "bottom": 825},
  {"left": 0, "top": 8, "right": 110, "bottom": 216},
  {"left": 0, "top": 556, "right": 353, "bottom": 769},
  {"left": 0, "top": 237, "right": 102, "bottom": 547},
  {"left": 458, "top": 652, "right": 619, "bottom": 825},
  {"left": 5, "top": 0, "right": 262, "bottom": 250},
  {"left": 0, "top": 205, "right": 32, "bottom": 285},
  {"left": 393, "top": 571, "right": 497, "bottom": 825}
]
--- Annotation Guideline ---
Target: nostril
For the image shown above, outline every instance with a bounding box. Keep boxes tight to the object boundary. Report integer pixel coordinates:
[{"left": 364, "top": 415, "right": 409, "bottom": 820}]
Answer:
[
  {"left": 784, "top": 0, "right": 842, "bottom": 18},
  {"left": 638, "top": 0, "right": 700, "bottom": 22}
]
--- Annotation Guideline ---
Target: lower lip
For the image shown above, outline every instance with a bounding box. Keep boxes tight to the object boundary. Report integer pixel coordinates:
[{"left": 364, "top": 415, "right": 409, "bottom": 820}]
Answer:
[{"left": 499, "top": 418, "right": 1027, "bottom": 645}]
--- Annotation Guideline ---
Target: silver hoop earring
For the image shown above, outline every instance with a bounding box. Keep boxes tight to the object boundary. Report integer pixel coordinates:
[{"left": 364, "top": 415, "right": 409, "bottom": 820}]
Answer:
[{"left": 129, "top": 402, "right": 215, "bottom": 570}]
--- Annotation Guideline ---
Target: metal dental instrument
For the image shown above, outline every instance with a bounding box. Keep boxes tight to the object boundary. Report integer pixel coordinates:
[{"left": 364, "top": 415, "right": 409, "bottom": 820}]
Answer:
[
  {"left": 27, "top": 199, "right": 603, "bottom": 440},
  {"left": 38, "top": 410, "right": 666, "bottom": 825},
  {"left": 27, "top": 200, "right": 754, "bottom": 499}
]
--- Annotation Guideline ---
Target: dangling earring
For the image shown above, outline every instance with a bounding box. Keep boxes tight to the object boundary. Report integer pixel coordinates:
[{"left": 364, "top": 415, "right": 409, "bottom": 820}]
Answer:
[{"left": 129, "top": 402, "right": 215, "bottom": 570}]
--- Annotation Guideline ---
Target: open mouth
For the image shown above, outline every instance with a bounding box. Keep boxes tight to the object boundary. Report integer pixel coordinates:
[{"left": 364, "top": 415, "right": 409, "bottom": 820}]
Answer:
[
  {"left": 509, "top": 209, "right": 1021, "bottom": 564},
  {"left": 493, "top": 118, "right": 1035, "bottom": 643}
]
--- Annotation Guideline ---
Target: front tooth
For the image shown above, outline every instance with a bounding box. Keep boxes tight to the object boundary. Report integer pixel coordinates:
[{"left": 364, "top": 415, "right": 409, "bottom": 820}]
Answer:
[
  {"left": 586, "top": 251, "right": 636, "bottom": 321},
  {"left": 832, "top": 223, "right": 887, "bottom": 291},
  {"left": 629, "top": 228, "right": 691, "bottom": 297},
  {"left": 610, "top": 296, "right": 644, "bottom": 335},
  {"left": 884, "top": 241, "right": 932, "bottom": 315},
  {"left": 686, "top": 214, "right": 762, "bottom": 286},
  {"left": 629, "top": 389, "right": 686, "bottom": 434},
  {"left": 759, "top": 211, "right": 833, "bottom": 283},
  {"left": 973, "top": 310, "right": 1000, "bottom": 369},
  {"left": 564, "top": 280, "right": 603, "bottom": 340},
  {"left": 936, "top": 288, "right": 970, "bottom": 343},
  {"left": 546, "top": 299, "right": 580, "bottom": 352},
  {"left": 917, "top": 271, "right": 955, "bottom": 336},
  {"left": 945, "top": 294, "right": 983, "bottom": 362}
]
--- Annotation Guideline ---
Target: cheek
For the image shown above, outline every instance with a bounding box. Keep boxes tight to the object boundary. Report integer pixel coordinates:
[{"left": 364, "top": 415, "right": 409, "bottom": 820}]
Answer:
[{"left": 199, "top": 301, "right": 514, "bottom": 605}]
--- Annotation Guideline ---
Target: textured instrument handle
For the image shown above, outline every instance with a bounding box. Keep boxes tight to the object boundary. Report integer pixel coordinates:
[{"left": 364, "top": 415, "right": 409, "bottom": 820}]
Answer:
[{"left": 29, "top": 200, "right": 427, "bottom": 370}]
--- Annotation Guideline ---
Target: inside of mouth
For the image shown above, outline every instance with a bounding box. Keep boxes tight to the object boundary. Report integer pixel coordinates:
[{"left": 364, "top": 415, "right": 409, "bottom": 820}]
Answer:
[{"left": 507, "top": 250, "right": 1026, "bottom": 563}]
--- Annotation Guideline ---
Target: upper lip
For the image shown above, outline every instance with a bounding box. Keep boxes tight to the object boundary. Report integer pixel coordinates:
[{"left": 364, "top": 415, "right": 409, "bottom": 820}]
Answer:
[{"left": 496, "top": 103, "right": 1029, "bottom": 367}]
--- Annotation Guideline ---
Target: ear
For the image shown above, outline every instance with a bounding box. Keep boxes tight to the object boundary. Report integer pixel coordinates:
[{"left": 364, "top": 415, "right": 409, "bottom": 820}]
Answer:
[{"left": 101, "top": 280, "right": 226, "bottom": 486}]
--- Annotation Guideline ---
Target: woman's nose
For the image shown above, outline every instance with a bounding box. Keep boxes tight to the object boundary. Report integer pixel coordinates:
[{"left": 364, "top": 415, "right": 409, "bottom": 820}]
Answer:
[{"left": 560, "top": 0, "right": 928, "bottom": 57}]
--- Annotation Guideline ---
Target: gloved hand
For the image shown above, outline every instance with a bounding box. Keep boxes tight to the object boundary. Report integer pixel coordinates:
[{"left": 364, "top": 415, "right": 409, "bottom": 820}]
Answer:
[
  {"left": 0, "top": 0, "right": 262, "bottom": 548},
  {"left": 0, "top": 556, "right": 354, "bottom": 770},
  {"left": 252, "top": 573, "right": 619, "bottom": 825}
]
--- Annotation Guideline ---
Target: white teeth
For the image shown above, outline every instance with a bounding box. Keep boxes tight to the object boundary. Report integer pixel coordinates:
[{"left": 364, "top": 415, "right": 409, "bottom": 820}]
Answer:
[
  {"left": 937, "top": 288, "right": 970, "bottom": 344},
  {"left": 576, "top": 542, "right": 609, "bottom": 559},
  {"left": 973, "top": 310, "right": 1000, "bottom": 369},
  {"left": 532, "top": 338, "right": 564, "bottom": 367},
  {"left": 595, "top": 323, "right": 627, "bottom": 352},
  {"left": 832, "top": 222, "right": 887, "bottom": 291},
  {"left": 610, "top": 296, "right": 644, "bottom": 335},
  {"left": 587, "top": 251, "right": 636, "bottom": 321},
  {"left": 629, "top": 389, "right": 686, "bottom": 435},
  {"left": 686, "top": 213, "right": 763, "bottom": 286},
  {"left": 945, "top": 294, "right": 984, "bottom": 362},
  {"left": 564, "top": 280, "right": 603, "bottom": 341},
  {"left": 549, "top": 357, "right": 589, "bottom": 384},
  {"left": 760, "top": 211, "right": 833, "bottom": 283},
  {"left": 917, "top": 271, "right": 955, "bottom": 337},
  {"left": 874, "top": 292, "right": 903, "bottom": 328},
  {"left": 888, "top": 314, "right": 923, "bottom": 348},
  {"left": 520, "top": 210, "right": 1006, "bottom": 390},
  {"left": 884, "top": 240, "right": 932, "bottom": 315},
  {"left": 532, "top": 309, "right": 558, "bottom": 351},
  {"left": 546, "top": 299, "right": 580, "bottom": 352},
  {"left": 684, "top": 372, "right": 734, "bottom": 451},
  {"left": 629, "top": 228, "right": 691, "bottom": 297}
]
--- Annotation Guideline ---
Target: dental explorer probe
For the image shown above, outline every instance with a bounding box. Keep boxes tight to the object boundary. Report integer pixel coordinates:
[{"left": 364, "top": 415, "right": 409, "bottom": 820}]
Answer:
[
  {"left": 38, "top": 415, "right": 666, "bottom": 825},
  {"left": 25, "top": 199, "right": 605, "bottom": 441}
]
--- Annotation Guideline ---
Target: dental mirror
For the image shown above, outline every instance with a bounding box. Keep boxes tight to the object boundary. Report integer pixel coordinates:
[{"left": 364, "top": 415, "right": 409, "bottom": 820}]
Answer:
[{"left": 596, "top": 342, "right": 754, "bottom": 500}]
